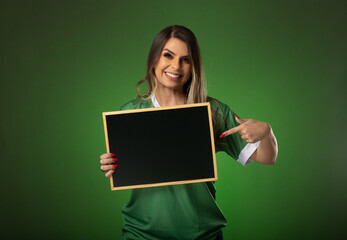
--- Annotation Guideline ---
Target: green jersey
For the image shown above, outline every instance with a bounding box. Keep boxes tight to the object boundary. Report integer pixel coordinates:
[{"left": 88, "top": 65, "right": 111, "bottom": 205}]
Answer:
[{"left": 120, "top": 97, "right": 248, "bottom": 240}]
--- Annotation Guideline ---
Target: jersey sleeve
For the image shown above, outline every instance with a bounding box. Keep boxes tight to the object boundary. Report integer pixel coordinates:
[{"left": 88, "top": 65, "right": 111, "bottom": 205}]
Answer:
[
  {"left": 213, "top": 100, "right": 258, "bottom": 165},
  {"left": 120, "top": 101, "right": 135, "bottom": 110}
]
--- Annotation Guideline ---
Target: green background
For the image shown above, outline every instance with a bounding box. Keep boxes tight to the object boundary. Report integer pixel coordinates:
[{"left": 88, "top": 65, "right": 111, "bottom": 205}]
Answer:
[{"left": 1, "top": 0, "right": 346, "bottom": 239}]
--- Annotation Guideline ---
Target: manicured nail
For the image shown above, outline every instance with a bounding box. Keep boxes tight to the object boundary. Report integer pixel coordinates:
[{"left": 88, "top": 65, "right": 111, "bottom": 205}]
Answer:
[
  {"left": 220, "top": 133, "right": 225, "bottom": 138},
  {"left": 110, "top": 153, "right": 116, "bottom": 157},
  {"left": 112, "top": 158, "right": 118, "bottom": 161},
  {"left": 113, "top": 164, "right": 118, "bottom": 168},
  {"left": 235, "top": 115, "right": 239, "bottom": 119}
]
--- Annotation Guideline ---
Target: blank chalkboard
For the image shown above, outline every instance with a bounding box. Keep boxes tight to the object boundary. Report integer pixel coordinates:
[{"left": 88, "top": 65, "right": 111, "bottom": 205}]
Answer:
[{"left": 102, "top": 103, "right": 217, "bottom": 190}]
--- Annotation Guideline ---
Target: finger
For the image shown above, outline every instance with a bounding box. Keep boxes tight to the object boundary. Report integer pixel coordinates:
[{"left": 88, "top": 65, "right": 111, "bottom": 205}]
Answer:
[
  {"left": 240, "top": 130, "right": 247, "bottom": 135},
  {"left": 235, "top": 115, "right": 248, "bottom": 124},
  {"left": 105, "top": 170, "right": 115, "bottom": 178},
  {"left": 241, "top": 134, "right": 248, "bottom": 140},
  {"left": 220, "top": 125, "right": 243, "bottom": 138},
  {"left": 100, "top": 153, "right": 116, "bottom": 159},
  {"left": 100, "top": 164, "right": 118, "bottom": 172},
  {"left": 100, "top": 157, "right": 118, "bottom": 165},
  {"left": 246, "top": 139, "right": 256, "bottom": 143}
]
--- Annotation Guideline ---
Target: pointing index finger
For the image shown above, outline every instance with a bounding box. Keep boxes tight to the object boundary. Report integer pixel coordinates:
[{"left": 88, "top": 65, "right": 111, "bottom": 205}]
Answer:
[{"left": 220, "top": 125, "right": 243, "bottom": 138}]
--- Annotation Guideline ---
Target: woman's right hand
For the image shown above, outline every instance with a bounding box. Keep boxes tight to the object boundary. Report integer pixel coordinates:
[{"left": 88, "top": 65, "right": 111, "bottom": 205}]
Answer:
[{"left": 100, "top": 153, "right": 118, "bottom": 178}]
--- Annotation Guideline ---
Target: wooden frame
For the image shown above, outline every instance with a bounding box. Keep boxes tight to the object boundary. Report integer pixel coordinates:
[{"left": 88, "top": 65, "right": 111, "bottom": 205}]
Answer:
[{"left": 103, "top": 102, "right": 217, "bottom": 190}]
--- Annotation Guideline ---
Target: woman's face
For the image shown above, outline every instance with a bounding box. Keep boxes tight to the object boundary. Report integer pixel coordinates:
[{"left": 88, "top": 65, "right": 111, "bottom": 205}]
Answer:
[{"left": 154, "top": 38, "right": 191, "bottom": 92}]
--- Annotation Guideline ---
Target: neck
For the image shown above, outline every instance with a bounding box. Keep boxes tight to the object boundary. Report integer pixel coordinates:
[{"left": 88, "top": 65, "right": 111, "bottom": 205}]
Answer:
[{"left": 154, "top": 87, "right": 186, "bottom": 107}]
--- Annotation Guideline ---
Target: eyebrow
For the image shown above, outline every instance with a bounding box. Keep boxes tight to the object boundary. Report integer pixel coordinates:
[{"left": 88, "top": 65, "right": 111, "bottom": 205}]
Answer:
[{"left": 163, "top": 48, "right": 190, "bottom": 58}]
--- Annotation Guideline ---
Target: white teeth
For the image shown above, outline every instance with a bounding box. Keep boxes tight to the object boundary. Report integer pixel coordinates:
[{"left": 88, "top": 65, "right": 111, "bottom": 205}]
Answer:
[{"left": 166, "top": 72, "right": 180, "bottom": 78}]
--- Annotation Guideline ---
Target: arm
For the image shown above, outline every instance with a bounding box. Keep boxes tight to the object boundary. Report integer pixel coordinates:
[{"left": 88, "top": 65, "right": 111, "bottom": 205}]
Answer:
[
  {"left": 249, "top": 124, "right": 278, "bottom": 165},
  {"left": 220, "top": 116, "right": 278, "bottom": 165}
]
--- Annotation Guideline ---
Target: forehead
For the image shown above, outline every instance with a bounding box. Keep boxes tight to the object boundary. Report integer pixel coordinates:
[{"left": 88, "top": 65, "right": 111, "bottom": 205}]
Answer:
[{"left": 162, "top": 38, "right": 189, "bottom": 55}]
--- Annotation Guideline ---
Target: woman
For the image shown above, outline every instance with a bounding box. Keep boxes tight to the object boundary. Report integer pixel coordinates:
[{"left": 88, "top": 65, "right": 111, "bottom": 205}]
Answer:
[{"left": 100, "top": 25, "right": 278, "bottom": 240}]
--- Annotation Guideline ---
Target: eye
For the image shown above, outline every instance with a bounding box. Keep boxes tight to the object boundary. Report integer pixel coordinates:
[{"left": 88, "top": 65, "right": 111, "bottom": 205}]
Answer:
[
  {"left": 164, "top": 53, "right": 173, "bottom": 59},
  {"left": 182, "top": 57, "right": 190, "bottom": 64}
]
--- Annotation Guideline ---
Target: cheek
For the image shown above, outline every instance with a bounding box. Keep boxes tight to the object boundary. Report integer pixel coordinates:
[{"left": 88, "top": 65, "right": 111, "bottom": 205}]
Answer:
[
  {"left": 184, "top": 65, "right": 192, "bottom": 77},
  {"left": 155, "top": 59, "right": 166, "bottom": 73},
  {"left": 154, "top": 66, "right": 160, "bottom": 76},
  {"left": 154, "top": 61, "right": 163, "bottom": 76},
  {"left": 158, "top": 56, "right": 169, "bottom": 66}
]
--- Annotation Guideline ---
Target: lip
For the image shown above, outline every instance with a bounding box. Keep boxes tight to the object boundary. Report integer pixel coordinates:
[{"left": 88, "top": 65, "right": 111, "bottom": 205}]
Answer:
[{"left": 164, "top": 71, "right": 182, "bottom": 81}]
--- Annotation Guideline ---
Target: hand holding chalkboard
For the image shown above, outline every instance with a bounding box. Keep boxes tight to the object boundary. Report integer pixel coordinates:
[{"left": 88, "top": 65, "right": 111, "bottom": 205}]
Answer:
[{"left": 100, "top": 153, "right": 118, "bottom": 178}]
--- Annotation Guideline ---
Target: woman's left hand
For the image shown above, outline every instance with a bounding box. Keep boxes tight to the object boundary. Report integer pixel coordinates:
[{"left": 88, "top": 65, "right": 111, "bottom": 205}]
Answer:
[{"left": 220, "top": 116, "right": 271, "bottom": 143}]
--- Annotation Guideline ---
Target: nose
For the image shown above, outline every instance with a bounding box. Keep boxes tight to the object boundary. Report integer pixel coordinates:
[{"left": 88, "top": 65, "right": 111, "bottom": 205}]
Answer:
[{"left": 171, "top": 58, "right": 181, "bottom": 70}]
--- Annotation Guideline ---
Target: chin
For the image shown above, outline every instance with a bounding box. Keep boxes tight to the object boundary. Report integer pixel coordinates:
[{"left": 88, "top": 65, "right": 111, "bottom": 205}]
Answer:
[{"left": 157, "top": 80, "right": 183, "bottom": 90}]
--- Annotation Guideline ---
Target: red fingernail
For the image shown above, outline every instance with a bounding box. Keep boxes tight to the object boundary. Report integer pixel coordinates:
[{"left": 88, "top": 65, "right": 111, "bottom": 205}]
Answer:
[
  {"left": 220, "top": 133, "right": 225, "bottom": 138},
  {"left": 112, "top": 158, "right": 118, "bottom": 161},
  {"left": 113, "top": 165, "right": 118, "bottom": 168},
  {"left": 235, "top": 115, "right": 239, "bottom": 119},
  {"left": 110, "top": 153, "right": 115, "bottom": 157}
]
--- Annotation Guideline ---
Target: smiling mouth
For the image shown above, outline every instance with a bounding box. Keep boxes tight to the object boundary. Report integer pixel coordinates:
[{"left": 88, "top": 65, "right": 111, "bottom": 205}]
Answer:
[{"left": 165, "top": 72, "right": 182, "bottom": 80}]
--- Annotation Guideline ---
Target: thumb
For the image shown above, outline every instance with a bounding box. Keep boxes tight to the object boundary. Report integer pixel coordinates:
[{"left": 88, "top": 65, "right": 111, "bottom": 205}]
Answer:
[{"left": 235, "top": 115, "right": 247, "bottom": 124}]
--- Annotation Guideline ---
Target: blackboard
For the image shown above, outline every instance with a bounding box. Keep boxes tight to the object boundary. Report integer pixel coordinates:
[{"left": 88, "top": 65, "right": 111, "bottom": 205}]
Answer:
[{"left": 102, "top": 102, "right": 217, "bottom": 190}]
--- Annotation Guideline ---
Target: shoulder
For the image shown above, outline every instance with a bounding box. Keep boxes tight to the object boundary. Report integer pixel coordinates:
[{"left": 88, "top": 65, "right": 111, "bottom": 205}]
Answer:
[
  {"left": 120, "top": 97, "right": 152, "bottom": 110},
  {"left": 207, "top": 96, "right": 233, "bottom": 114},
  {"left": 207, "top": 97, "right": 240, "bottom": 136},
  {"left": 207, "top": 96, "right": 239, "bottom": 130}
]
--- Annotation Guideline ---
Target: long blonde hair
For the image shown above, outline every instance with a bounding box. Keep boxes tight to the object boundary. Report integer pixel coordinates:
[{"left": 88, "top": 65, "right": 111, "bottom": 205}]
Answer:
[{"left": 136, "top": 25, "right": 206, "bottom": 104}]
